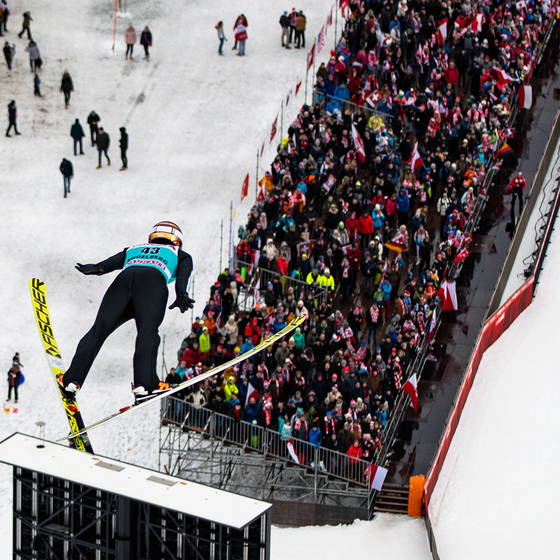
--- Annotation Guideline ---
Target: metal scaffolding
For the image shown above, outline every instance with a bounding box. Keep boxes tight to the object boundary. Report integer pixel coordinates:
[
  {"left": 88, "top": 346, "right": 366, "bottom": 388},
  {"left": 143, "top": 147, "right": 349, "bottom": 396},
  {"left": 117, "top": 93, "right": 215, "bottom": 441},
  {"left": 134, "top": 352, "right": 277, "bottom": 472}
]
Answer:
[{"left": 159, "top": 399, "right": 372, "bottom": 516}]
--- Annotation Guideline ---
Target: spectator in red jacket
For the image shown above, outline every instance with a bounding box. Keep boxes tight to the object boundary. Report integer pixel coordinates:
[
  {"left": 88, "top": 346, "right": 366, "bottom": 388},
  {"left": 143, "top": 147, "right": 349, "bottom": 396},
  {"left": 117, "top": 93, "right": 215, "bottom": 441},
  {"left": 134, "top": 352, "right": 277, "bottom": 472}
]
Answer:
[
  {"left": 244, "top": 317, "right": 262, "bottom": 345},
  {"left": 345, "top": 211, "right": 360, "bottom": 241},
  {"left": 181, "top": 341, "right": 206, "bottom": 366},
  {"left": 386, "top": 193, "right": 398, "bottom": 228},
  {"left": 444, "top": 61, "right": 459, "bottom": 87},
  {"left": 347, "top": 439, "right": 363, "bottom": 464},
  {"left": 357, "top": 210, "right": 374, "bottom": 249}
]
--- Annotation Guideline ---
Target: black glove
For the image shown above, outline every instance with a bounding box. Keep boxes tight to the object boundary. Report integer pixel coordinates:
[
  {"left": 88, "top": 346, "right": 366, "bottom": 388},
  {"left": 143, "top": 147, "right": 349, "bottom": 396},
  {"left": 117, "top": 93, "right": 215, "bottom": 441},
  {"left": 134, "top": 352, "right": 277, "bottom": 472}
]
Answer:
[
  {"left": 75, "top": 263, "right": 103, "bottom": 275},
  {"left": 168, "top": 294, "right": 195, "bottom": 313}
]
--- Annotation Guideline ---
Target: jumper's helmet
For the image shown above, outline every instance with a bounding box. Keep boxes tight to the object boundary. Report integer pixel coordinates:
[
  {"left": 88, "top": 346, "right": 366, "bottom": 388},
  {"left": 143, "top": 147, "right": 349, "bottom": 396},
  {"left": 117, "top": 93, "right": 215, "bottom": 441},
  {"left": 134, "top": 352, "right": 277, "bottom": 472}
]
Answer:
[{"left": 148, "top": 221, "right": 183, "bottom": 247}]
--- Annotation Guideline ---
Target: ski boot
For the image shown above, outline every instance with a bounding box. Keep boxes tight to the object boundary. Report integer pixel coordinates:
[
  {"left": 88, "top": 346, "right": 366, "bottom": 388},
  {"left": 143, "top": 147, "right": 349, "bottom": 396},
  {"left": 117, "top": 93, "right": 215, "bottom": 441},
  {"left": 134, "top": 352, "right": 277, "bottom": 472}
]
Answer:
[
  {"left": 56, "top": 374, "right": 80, "bottom": 398},
  {"left": 132, "top": 381, "right": 171, "bottom": 405}
]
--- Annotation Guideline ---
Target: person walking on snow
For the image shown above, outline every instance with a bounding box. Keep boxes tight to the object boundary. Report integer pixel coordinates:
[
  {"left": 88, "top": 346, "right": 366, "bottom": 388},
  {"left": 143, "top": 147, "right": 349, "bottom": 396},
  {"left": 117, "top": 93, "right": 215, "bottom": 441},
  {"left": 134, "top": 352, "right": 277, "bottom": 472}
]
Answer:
[
  {"left": 7, "top": 363, "right": 23, "bottom": 403},
  {"left": 231, "top": 14, "right": 247, "bottom": 50},
  {"left": 140, "top": 25, "right": 152, "bottom": 59},
  {"left": 1, "top": 1, "right": 9, "bottom": 33},
  {"left": 214, "top": 20, "right": 227, "bottom": 55},
  {"left": 87, "top": 110, "right": 100, "bottom": 146},
  {"left": 294, "top": 11, "right": 306, "bottom": 49},
  {"left": 25, "top": 39, "right": 40, "bottom": 72},
  {"left": 279, "top": 12, "right": 291, "bottom": 48},
  {"left": 289, "top": 8, "right": 297, "bottom": 44},
  {"left": 60, "top": 71, "right": 74, "bottom": 108},
  {"left": 119, "top": 126, "right": 128, "bottom": 170},
  {"left": 5, "top": 99, "right": 20, "bottom": 136},
  {"left": 234, "top": 20, "right": 247, "bottom": 56},
  {"left": 17, "top": 11, "right": 32, "bottom": 40},
  {"left": 33, "top": 72, "right": 41, "bottom": 96},
  {"left": 125, "top": 24, "right": 137, "bottom": 59},
  {"left": 59, "top": 157, "right": 73, "bottom": 198},
  {"left": 70, "top": 118, "right": 85, "bottom": 155},
  {"left": 96, "top": 127, "right": 110, "bottom": 168},
  {"left": 3, "top": 41, "right": 14, "bottom": 70},
  {"left": 58, "top": 221, "right": 195, "bottom": 402}
]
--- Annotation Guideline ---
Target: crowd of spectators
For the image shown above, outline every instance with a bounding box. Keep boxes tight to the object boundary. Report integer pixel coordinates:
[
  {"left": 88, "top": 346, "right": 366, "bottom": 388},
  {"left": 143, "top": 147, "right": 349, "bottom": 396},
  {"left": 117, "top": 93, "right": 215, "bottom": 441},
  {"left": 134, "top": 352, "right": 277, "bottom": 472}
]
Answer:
[{"left": 167, "top": 0, "right": 554, "bottom": 467}]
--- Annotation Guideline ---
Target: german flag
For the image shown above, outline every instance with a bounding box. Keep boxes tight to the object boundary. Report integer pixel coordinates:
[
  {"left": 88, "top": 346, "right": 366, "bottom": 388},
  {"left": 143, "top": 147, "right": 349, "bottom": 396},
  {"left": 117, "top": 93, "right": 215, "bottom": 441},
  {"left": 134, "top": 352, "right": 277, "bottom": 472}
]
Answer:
[
  {"left": 384, "top": 241, "right": 407, "bottom": 253},
  {"left": 497, "top": 142, "right": 513, "bottom": 158}
]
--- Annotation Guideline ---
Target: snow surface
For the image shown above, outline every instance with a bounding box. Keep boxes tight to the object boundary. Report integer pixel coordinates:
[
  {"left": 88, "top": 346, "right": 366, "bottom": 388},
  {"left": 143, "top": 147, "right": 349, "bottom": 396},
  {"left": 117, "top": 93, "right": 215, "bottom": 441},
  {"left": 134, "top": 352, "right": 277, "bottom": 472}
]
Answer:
[
  {"left": 272, "top": 516, "right": 431, "bottom": 560},
  {"left": 429, "top": 185, "right": 560, "bottom": 557}
]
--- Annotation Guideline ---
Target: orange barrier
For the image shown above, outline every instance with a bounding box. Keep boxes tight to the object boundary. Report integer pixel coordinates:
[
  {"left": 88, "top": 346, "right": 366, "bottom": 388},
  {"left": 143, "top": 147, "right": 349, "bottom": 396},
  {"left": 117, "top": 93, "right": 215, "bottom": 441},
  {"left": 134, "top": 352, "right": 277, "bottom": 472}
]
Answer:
[
  {"left": 424, "top": 277, "right": 534, "bottom": 507},
  {"left": 408, "top": 475, "right": 425, "bottom": 517}
]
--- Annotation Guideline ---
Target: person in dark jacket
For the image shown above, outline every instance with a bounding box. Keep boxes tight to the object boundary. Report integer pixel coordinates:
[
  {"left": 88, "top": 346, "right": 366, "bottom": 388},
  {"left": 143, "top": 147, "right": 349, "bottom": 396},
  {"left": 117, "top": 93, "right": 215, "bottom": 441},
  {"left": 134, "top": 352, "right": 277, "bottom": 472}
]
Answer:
[
  {"left": 96, "top": 127, "right": 110, "bottom": 168},
  {"left": 7, "top": 364, "right": 22, "bottom": 402},
  {"left": 3, "top": 41, "right": 14, "bottom": 70},
  {"left": 59, "top": 158, "right": 73, "bottom": 198},
  {"left": 1, "top": 1, "right": 9, "bottom": 33},
  {"left": 279, "top": 11, "right": 290, "bottom": 48},
  {"left": 33, "top": 72, "right": 41, "bottom": 96},
  {"left": 140, "top": 25, "right": 152, "bottom": 59},
  {"left": 17, "top": 11, "right": 31, "bottom": 40},
  {"left": 86, "top": 110, "right": 100, "bottom": 146},
  {"left": 59, "top": 221, "right": 194, "bottom": 400},
  {"left": 5, "top": 99, "right": 20, "bottom": 136},
  {"left": 60, "top": 71, "right": 73, "bottom": 109},
  {"left": 119, "top": 126, "right": 128, "bottom": 170},
  {"left": 70, "top": 118, "right": 85, "bottom": 155}
]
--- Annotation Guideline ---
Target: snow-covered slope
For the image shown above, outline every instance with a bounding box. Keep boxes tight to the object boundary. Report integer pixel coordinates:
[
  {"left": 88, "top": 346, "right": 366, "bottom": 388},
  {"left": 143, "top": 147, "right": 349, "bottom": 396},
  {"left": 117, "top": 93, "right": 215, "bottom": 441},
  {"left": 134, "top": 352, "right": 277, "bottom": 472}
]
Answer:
[
  {"left": 0, "top": 0, "right": 333, "bottom": 553},
  {"left": 272, "top": 516, "right": 431, "bottom": 560},
  {"left": 428, "top": 210, "right": 560, "bottom": 558}
]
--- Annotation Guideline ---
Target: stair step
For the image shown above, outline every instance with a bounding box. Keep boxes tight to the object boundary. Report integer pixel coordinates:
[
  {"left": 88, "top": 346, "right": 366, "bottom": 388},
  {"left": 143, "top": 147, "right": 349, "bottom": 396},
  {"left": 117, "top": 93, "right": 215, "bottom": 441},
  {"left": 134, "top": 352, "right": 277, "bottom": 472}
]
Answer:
[
  {"left": 375, "top": 505, "right": 408, "bottom": 514},
  {"left": 376, "top": 498, "right": 409, "bottom": 507}
]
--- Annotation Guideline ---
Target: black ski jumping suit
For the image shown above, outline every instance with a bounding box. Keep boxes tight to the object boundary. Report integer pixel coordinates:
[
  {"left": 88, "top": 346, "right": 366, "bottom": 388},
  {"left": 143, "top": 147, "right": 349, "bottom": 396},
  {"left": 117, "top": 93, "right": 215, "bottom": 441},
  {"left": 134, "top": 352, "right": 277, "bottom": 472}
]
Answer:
[{"left": 64, "top": 243, "right": 193, "bottom": 392}]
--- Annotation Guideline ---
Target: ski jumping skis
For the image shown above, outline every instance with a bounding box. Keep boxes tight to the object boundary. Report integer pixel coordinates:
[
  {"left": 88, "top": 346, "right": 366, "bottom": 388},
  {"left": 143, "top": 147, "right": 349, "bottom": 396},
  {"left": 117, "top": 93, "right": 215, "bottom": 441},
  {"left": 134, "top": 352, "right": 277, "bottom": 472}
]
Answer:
[{"left": 30, "top": 278, "right": 94, "bottom": 453}]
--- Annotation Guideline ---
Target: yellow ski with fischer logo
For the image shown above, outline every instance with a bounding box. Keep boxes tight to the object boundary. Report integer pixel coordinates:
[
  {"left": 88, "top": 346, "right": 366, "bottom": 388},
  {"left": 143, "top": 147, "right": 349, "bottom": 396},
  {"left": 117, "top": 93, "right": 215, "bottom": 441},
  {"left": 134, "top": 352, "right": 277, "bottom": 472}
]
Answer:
[{"left": 30, "top": 278, "right": 94, "bottom": 453}]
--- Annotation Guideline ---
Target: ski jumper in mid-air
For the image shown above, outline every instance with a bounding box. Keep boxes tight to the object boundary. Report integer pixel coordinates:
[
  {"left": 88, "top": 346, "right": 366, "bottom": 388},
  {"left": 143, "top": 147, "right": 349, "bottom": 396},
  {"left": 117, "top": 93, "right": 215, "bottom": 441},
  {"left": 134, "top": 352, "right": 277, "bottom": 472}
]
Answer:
[{"left": 59, "top": 221, "right": 194, "bottom": 402}]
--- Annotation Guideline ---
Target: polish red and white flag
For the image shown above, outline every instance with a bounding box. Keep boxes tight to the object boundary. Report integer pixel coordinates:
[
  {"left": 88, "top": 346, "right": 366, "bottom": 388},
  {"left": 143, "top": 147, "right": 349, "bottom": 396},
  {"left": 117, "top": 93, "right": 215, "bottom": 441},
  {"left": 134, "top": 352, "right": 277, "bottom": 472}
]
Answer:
[
  {"left": 405, "top": 142, "right": 424, "bottom": 172},
  {"left": 403, "top": 373, "right": 419, "bottom": 412},
  {"left": 365, "top": 464, "right": 388, "bottom": 491},
  {"left": 241, "top": 173, "right": 249, "bottom": 200},
  {"left": 437, "top": 280, "right": 458, "bottom": 311},
  {"left": 518, "top": 84, "right": 532, "bottom": 109},
  {"left": 245, "top": 381, "right": 259, "bottom": 406},
  {"left": 427, "top": 310, "right": 437, "bottom": 343},
  {"left": 436, "top": 18, "right": 448, "bottom": 45},
  {"left": 286, "top": 440, "right": 300, "bottom": 464},
  {"left": 352, "top": 124, "right": 366, "bottom": 164}
]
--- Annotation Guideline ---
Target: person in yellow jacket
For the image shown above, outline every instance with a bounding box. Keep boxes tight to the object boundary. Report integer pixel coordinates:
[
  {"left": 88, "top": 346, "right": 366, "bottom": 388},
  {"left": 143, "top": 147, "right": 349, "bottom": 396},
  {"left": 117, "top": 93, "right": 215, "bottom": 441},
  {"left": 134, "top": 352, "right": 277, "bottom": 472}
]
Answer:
[
  {"left": 306, "top": 269, "right": 320, "bottom": 285},
  {"left": 223, "top": 376, "right": 239, "bottom": 404},
  {"left": 317, "top": 268, "right": 335, "bottom": 291},
  {"left": 199, "top": 326, "right": 211, "bottom": 353}
]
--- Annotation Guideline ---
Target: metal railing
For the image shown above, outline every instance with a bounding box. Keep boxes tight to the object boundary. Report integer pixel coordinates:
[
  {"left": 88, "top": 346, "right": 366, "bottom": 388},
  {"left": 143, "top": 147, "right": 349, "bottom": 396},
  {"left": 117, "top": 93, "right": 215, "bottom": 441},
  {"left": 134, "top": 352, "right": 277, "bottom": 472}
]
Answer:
[
  {"left": 161, "top": 397, "right": 373, "bottom": 489},
  {"left": 232, "top": 256, "right": 329, "bottom": 310}
]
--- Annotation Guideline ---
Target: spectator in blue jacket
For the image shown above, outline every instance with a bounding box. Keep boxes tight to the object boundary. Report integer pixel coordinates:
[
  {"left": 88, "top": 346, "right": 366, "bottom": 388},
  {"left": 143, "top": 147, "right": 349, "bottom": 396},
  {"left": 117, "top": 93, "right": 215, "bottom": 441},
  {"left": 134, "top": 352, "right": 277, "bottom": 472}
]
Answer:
[
  {"left": 244, "top": 397, "right": 261, "bottom": 423},
  {"left": 396, "top": 188, "right": 411, "bottom": 225},
  {"left": 308, "top": 424, "right": 322, "bottom": 447},
  {"left": 240, "top": 336, "right": 254, "bottom": 354}
]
